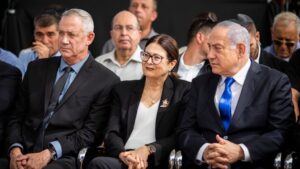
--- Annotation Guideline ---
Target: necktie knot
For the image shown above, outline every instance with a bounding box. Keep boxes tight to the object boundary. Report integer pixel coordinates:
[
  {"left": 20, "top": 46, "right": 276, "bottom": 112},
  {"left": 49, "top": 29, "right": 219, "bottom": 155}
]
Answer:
[
  {"left": 64, "top": 66, "right": 72, "bottom": 73},
  {"left": 224, "top": 77, "right": 235, "bottom": 88}
]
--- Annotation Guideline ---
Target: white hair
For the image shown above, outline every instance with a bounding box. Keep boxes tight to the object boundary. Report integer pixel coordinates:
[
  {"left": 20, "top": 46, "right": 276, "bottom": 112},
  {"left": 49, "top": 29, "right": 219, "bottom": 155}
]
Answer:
[
  {"left": 273, "top": 12, "right": 300, "bottom": 35},
  {"left": 216, "top": 21, "right": 250, "bottom": 57},
  {"left": 62, "top": 8, "right": 94, "bottom": 35}
]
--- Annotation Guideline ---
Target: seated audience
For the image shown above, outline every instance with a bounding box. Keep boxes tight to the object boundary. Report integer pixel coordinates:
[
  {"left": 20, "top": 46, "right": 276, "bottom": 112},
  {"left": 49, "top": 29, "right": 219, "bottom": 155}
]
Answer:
[
  {"left": 18, "top": 8, "right": 62, "bottom": 73},
  {"left": 88, "top": 34, "right": 190, "bottom": 169},
  {"left": 264, "top": 12, "right": 300, "bottom": 61},
  {"left": 232, "top": 13, "right": 299, "bottom": 119},
  {"left": 96, "top": 10, "right": 143, "bottom": 81},
  {"left": 0, "top": 61, "right": 21, "bottom": 168},
  {"left": 6, "top": 8, "right": 119, "bottom": 169},
  {"left": 177, "top": 21, "right": 294, "bottom": 169},
  {"left": 101, "top": 0, "right": 158, "bottom": 54},
  {"left": 174, "top": 11, "right": 217, "bottom": 82}
]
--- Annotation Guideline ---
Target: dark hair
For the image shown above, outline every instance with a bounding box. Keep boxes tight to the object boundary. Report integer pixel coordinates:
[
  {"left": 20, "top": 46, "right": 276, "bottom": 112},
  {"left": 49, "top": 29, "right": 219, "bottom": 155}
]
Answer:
[
  {"left": 187, "top": 11, "right": 218, "bottom": 44},
  {"left": 34, "top": 6, "right": 65, "bottom": 28},
  {"left": 230, "top": 13, "right": 257, "bottom": 35},
  {"left": 145, "top": 34, "right": 179, "bottom": 78}
]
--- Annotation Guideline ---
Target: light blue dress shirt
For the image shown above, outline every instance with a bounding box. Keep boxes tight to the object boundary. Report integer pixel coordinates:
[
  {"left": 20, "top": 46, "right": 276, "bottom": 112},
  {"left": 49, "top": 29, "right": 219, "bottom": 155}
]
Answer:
[
  {"left": 18, "top": 48, "right": 60, "bottom": 74},
  {"left": 0, "top": 48, "right": 25, "bottom": 76}
]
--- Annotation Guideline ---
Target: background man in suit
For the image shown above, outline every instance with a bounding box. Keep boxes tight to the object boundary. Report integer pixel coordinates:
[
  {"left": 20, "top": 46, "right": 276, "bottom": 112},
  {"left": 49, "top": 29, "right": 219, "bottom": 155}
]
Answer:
[
  {"left": 7, "top": 8, "right": 119, "bottom": 169},
  {"left": 0, "top": 61, "right": 21, "bottom": 168},
  {"left": 177, "top": 21, "right": 294, "bottom": 169},
  {"left": 101, "top": 0, "right": 158, "bottom": 54},
  {"left": 174, "top": 12, "right": 217, "bottom": 82}
]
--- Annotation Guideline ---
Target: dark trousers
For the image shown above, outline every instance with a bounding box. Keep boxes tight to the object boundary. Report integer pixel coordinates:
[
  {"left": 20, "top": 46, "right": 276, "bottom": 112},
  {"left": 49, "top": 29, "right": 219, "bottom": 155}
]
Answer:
[
  {"left": 44, "top": 156, "right": 76, "bottom": 169},
  {"left": 1, "top": 156, "right": 76, "bottom": 169},
  {"left": 87, "top": 157, "right": 127, "bottom": 169}
]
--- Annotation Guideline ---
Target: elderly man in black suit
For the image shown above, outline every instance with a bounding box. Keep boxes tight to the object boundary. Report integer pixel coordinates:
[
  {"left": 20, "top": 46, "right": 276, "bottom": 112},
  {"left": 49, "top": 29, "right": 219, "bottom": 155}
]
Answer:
[
  {"left": 0, "top": 60, "right": 21, "bottom": 168},
  {"left": 177, "top": 21, "right": 294, "bottom": 169},
  {"left": 6, "top": 8, "right": 119, "bottom": 169}
]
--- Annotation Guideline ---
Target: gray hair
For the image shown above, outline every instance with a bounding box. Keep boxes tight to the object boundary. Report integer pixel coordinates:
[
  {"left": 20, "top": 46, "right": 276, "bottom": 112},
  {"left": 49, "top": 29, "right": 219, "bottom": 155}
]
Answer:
[
  {"left": 62, "top": 8, "right": 94, "bottom": 35},
  {"left": 216, "top": 21, "right": 250, "bottom": 57},
  {"left": 273, "top": 12, "right": 300, "bottom": 35}
]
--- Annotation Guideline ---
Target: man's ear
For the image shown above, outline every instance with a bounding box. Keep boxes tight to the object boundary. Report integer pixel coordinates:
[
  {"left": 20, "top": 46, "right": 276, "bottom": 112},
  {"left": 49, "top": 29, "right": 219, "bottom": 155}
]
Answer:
[
  {"left": 151, "top": 11, "right": 158, "bottom": 22},
  {"left": 195, "top": 32, "right": 205, "bottom": 45},
  {"left": 255, "top": 31, "right": 260, "bottom": 42},
  {"left": 86, "top": 32, "right": 95, "bottom": 45},
  {"left": 237, "top": 43, "right": 246, "bottom": 57}
]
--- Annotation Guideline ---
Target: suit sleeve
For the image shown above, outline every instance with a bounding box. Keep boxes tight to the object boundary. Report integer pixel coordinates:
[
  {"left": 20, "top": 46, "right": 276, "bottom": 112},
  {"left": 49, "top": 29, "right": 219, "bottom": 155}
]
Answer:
[
  {"left": 243, "top": 74, "right": 294, "bottom": 162},
  {"left": 177, "top": 79, "right": 210, "bottom": 163},
  {"left": 0, "top": 65, "right": 21, "bottom": 146},
  {"left": 6, "top": 68, "right": 29, "bottom": 151},
  {"left": 104, "top": 86, "right": 126, "bottom": 158}
]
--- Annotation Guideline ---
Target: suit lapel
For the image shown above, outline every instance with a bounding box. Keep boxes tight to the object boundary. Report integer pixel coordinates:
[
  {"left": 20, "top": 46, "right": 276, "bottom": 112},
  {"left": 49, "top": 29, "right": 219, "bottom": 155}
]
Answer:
[
  {"left": 126, "top": 79, "right": 144, "bottom": 138},
  {"left": 208, "top": 74, "right": 224, "bottom": 130},
  {"left": 156, "top": 77, "right": 174, "bottom": 127},
  {"left": 44, "top": 58, "right": 60, "bottom": 114},
  {"left": 55, "top": 56, "right": 93, "bottom": 111},
  {"left": 230, "top": 62, "right": 261, "bottom": 131}
]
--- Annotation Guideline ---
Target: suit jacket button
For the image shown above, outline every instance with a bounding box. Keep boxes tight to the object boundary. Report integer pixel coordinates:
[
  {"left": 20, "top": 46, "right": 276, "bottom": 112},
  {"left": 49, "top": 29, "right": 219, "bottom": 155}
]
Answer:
[{"left": 223, "top": 136, "right": 228, "bottom": 140}]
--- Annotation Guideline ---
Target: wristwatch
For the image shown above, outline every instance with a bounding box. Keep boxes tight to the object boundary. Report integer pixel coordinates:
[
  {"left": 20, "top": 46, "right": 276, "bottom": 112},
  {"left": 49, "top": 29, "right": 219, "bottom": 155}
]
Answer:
[
  {"left": 48, "top": 146, "right": 57, "bottom": 160},
  {"left": 147, "top": 144, "right": 156, "bottom": 155}
]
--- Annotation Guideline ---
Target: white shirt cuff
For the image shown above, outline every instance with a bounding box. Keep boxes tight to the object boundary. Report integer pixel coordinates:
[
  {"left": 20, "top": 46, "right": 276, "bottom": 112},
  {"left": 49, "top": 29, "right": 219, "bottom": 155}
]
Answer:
[
  {"left": 195, "top": 143, "right": 209, "bottom": 164},
  {"left": 239, "top": 144, "right": 251, "bottom": 162}
]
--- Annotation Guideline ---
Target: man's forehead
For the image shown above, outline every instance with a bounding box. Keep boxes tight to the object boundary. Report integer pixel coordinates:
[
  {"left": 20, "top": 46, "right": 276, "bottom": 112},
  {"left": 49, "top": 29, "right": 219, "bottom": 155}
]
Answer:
[{"left": 35, "top": 25, "right": 58, "bottom": 32}]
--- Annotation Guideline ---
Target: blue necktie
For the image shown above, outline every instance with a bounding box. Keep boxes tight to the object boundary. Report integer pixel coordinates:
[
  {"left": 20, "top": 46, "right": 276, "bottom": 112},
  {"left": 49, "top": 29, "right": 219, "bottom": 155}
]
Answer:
[{"left": 219, "top": 77, "right": 235, "bottom": 132}]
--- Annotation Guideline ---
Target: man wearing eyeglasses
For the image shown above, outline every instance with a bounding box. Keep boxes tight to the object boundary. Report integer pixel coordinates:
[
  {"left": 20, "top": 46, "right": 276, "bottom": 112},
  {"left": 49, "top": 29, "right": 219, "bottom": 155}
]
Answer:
[
  {"left": 96, "top": 11, "right": 143, "bottom": 81},
  {"left": 264, "top": 12, "right": 300, "bottom": 62},
  {"left": 174, "top": 12, "right": 217, "bottom": 82},
  {"left": 100, "top": 0, "right": 158, "bottom": 55}
]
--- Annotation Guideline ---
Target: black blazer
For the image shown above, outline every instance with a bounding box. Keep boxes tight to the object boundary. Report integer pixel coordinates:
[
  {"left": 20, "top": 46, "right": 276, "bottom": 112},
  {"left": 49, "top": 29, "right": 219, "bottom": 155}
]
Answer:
[
  {"left": 177, "top": 61, "right": 294, "bottom": 169},
  {"left": 6, "top": 56, "right": 120, "bottom": 156},
  {"left": 104, "top": 76, "right": 190, "bottom": 168},
  {"left": 0, "top": 61, "right": 21, "bottom": 155}
]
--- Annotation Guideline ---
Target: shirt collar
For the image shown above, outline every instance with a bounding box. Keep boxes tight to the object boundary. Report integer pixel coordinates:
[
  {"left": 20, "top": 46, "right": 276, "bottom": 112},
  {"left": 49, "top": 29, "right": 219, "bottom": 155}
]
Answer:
[
  {"left": 59, "top": 55, "right": 89, "bottom": 74},
  {"left": 53, "top": 51, "right": 61, "bottom": 57},
  {"left": 103, "top": 46, "right": 142, "bottom": 64},
  {"left": 220, "top": 58, "right": 251, "bottom": 86},
  {"left": 180, "top": 52, "right": 205, "bottom": 68}
]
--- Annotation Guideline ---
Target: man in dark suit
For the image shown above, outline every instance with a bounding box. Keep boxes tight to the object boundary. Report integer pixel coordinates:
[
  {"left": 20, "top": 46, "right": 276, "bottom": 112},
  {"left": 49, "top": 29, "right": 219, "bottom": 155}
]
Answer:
[
  {"left": 0, "top": 60, "right": 21, "bottom": 167},
  {"left": 177, "top": 21, "right": 294, "bottom": 169},
  {"left": 6, "top": 9, "right": 119, "bottom": 169}
]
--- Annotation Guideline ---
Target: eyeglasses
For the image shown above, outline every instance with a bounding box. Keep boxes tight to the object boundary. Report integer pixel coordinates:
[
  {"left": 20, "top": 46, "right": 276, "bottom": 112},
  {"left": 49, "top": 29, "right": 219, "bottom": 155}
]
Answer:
[
  {"left": 112, "top": 25, "right": 139, "bottom": 33},
  {"left": 273, "top": 39, "right": 296, "bottom": 48},
  {"left": 140, "top": 51, "right": 164, "bottom": 65}
]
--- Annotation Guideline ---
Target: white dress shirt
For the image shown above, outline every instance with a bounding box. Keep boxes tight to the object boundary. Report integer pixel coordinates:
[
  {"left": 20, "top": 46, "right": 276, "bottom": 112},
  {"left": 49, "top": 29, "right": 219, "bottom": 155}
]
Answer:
[
  {"left": 124, "top": 101, "right": 159, "bottom": 150},
  {"left": 96, "top": 46, "right": 143, "bottom": 81},
  {"left": 196, "top": 58, "right": 252, "bottom": 163},
  {"left": 177, "top": 52, "right": 205, "bottom": 82}
]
